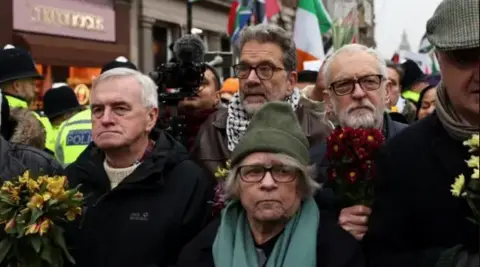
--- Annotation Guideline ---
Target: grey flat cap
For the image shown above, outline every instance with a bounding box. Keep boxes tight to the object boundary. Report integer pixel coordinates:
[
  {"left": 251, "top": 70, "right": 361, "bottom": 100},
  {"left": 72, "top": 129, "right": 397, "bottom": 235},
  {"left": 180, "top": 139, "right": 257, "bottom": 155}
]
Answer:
[{"left": 426, "top": 0, "right": 480, "bottom": 51}]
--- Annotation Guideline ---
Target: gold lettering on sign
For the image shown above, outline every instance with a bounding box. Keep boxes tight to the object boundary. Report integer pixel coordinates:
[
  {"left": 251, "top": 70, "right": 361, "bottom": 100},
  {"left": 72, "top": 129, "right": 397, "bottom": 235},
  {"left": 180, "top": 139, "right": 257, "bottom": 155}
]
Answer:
[{"left": 30, "top": 5, "right": 105, "bottom": 32}]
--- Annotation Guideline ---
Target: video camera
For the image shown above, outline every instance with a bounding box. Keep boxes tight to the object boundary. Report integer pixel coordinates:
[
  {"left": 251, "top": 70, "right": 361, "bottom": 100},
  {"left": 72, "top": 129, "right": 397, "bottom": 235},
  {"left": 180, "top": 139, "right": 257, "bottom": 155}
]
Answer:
[
  {"left": 149, "top": 35, "right": 206, "bottom": 106},
  {"left": 149, "top": 34, "right": 206, "bottom": 145}
]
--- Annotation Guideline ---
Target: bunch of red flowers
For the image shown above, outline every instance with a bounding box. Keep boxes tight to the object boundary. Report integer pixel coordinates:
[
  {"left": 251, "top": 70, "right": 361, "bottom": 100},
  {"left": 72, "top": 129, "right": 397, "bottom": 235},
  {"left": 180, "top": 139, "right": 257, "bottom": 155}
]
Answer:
[{"left": 326, "top": 127, "right": 385, "bottom": 207}]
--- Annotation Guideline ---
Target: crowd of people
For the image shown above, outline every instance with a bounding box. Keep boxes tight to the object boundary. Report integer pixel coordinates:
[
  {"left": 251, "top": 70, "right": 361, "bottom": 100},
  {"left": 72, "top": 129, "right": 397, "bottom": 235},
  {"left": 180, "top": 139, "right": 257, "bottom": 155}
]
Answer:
[{"left": 0, "top": 0, "right": 478, "bottom": 266}]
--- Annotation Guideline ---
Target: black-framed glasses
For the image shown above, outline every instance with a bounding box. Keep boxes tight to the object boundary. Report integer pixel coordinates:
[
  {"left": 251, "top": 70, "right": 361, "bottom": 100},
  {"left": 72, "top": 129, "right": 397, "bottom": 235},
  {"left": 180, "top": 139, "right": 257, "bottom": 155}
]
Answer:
[
  {"left": 237, "top": 165, "right": 298, "bottom": 183},
  {"left": 329, "top": 74, "right": 385, "bottom": 96},
  {"left": 233, "top": 63, "right": 285, "bottom": 80}
]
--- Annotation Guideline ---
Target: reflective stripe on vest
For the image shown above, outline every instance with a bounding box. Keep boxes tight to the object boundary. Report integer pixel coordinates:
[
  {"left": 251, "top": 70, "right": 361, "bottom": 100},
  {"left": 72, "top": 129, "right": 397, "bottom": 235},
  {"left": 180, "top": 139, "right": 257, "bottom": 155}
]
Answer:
[
  {"left": 402, "top": 90, "right": 420, "bottom": 103},
  {"left": 31, "top": 112, "right": 53, "bottom": 150},
  {"left": 55, "top": 109, "right": 92, "bottom": 165}
]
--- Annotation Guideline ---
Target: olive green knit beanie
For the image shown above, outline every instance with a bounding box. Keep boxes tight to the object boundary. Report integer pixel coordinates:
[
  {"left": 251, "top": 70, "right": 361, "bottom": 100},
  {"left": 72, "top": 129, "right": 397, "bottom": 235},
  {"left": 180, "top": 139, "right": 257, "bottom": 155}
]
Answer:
[{"left": 230, "top": 102, "right": 309, "bottom": 166}]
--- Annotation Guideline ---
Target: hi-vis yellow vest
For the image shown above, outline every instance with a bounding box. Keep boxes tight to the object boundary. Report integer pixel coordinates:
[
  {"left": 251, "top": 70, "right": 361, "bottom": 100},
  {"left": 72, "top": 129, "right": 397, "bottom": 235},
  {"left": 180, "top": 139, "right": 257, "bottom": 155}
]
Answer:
[
  {"left": 55, "top": 108, "right": 92, "bottom": 165},
  {"left": 402, "top": 90, "right": 420, "bottom": 104},
  {"left": 4, "top": 95, "right": 54, "bottom": 150}
]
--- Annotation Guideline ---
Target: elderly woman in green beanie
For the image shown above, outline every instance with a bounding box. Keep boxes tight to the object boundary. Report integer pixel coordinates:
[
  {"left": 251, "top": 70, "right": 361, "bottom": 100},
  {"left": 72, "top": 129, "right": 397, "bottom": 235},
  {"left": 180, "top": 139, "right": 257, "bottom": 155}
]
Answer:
[{"left": 175, "top": 102, "right": 365, "bottom": 267}]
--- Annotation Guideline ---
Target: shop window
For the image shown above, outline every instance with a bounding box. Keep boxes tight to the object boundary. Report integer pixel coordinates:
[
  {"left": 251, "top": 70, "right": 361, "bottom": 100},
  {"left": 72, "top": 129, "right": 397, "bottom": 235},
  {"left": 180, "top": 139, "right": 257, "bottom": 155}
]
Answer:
[
  {"left": 153, "top": 26, "right": 168, "bottom": 67},
  {"left": 221, "top": 36, "right": 232, "bottom": 79}
]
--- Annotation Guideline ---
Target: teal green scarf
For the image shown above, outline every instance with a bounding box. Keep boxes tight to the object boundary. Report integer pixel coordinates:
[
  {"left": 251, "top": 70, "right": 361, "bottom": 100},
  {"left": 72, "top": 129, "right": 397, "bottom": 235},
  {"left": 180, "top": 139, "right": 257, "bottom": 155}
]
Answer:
[{"left": 212, "top": 197, "right": 319, "bottom": 267}]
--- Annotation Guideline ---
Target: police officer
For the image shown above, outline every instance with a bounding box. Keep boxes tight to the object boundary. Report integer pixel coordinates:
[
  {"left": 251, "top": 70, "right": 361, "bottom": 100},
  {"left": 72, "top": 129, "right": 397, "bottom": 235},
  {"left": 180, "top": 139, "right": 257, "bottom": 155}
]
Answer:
[
  {"left": 43, "top": 84, "right": 83, "bottom": 152},
  {"left": 0, "top": 44, "right": 53, "bottom": 148},
  {"left": 55, "top": 56, "right": 138, "bottom": 165}
]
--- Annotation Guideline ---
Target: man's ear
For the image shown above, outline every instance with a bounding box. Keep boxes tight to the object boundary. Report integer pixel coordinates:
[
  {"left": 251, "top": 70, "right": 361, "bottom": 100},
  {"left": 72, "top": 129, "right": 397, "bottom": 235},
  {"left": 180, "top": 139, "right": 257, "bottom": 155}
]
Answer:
[
  {"left": 214, "top": 91, "right": 221, "bottom": 106},
  {"left": 287, "top": 71, "right": 298, "bottom": 95},
  {"left": 384, "top": 80, "right": 392, "bottom": 106},
  {"left": 146, "top": 107, "right": 159, "bottom": 132},
  {"left": 12, "top": 80, "right": 22, "bottom": 93}
]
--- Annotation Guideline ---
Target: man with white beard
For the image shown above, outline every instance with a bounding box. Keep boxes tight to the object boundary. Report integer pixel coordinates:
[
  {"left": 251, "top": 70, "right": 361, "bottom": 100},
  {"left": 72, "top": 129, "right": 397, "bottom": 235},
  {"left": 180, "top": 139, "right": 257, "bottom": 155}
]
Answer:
[{"left": 309, "top": 44, "right": 407, "bottom": 241}]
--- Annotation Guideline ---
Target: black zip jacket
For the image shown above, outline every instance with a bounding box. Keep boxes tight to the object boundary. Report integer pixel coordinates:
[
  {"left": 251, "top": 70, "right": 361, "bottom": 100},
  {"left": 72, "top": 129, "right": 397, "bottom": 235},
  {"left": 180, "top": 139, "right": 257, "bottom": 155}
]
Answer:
[{"left": 64, "top": 131, "right": 213, "bottom": 267}]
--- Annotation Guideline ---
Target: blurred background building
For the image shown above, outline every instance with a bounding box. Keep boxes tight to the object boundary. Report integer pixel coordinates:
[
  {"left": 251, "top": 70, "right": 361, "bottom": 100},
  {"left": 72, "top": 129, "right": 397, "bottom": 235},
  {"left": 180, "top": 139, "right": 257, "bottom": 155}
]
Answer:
[{"left": 131, "top": 0, "right": 233, "bottom": 74}]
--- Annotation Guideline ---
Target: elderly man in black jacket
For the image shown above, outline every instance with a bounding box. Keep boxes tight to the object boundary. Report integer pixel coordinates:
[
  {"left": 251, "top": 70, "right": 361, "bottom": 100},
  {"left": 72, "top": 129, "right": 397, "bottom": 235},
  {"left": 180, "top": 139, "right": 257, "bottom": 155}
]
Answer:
[
  {"left": 0, "top": 90, "right": 62, "bottom": 180},
  {"left": 309, "top": 44, "right": 407, "bottom": 241},
  {"left": 364, "top": 0, "right": 479, "bottom": 267},
  {"left": 65, "top": 67, "right": 213, "bottom": 267}
]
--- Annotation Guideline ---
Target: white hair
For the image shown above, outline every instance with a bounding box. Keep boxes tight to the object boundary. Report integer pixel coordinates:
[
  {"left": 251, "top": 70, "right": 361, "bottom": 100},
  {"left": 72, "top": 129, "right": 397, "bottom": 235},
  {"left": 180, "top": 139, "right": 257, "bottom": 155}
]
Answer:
[
  {"left": 322, "top": 44, "right": 388, "bottom": 88},
  {"left": 224, "top": 153, "right": 321, "bottom": 200},
  {"left": 322, "top": 44, "right": 387, "bottom": 129},
  {"left": 92, "top": 68, "right": 158, "bottom": 109}
]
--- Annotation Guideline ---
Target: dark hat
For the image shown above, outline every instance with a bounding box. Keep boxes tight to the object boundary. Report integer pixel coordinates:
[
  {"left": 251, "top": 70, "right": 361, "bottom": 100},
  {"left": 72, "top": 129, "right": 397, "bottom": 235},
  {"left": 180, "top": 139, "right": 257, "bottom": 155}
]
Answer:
[
  {"left": 0, "top": 45, "right": 42, "bottom": 84},
  {"left": 42, "top": 86, "right": 81, "bottom": 120},
  {"left": 101, "top": 56, "right": 138, "bottom": 74},
  {"left": 231, "top": 102, "right": 309, "bottom": 166},
  {"left": 400, "top": 60, "right": 426, "bottom": 90},
  {"left": 426, "top": 0, "right": 479, "bottom": 51},
  {"left": 298, "top": 70, "right": 318, "bottom": 83}
]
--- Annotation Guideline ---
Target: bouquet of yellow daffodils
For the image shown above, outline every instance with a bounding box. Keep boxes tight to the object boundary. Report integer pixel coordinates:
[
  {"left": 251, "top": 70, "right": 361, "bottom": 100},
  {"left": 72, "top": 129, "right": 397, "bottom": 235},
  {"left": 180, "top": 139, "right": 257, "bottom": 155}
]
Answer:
[
  {"left": 0, "top": 171, "right": 84, "bottom": 267},
  {"left": 451, "top": 134, "right": 479, "bottom": 224}
]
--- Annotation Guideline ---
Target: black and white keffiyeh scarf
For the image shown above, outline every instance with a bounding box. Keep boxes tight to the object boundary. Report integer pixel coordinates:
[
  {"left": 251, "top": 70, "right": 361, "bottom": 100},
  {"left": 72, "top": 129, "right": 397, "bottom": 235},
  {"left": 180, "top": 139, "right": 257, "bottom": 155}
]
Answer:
[{"left": 226, "top": 89, "right": 301, "bottom": 151}]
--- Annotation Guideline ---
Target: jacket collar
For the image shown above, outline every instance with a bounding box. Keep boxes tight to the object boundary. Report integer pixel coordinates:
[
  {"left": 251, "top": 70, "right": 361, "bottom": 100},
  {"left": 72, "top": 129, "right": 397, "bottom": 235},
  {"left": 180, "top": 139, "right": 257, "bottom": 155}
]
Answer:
[
  {"left": 428, "top": 113, "right": 470, "bottom": 179},
  {"left": 2, "top": 92, "right": 28, "bottom": 104},
  {"left": 70, "top": 130, "right": 189, "bottom": 189},
  {"left": 384, "top": 112, "right": 407, "bottom": 139}
]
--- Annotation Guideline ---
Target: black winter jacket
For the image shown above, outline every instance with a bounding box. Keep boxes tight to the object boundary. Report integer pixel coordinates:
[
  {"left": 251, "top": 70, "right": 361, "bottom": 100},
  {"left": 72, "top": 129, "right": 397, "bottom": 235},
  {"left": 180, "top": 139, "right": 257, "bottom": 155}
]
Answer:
[
  {"left": 65, "top": 131, "right": 213, "bottom": 267},
  {"left": 0, "top": 136, "right": 62, "bottom": 180},
  {"left": 175, "top": 209, "right": 365, "bottom": 267},
  {"left": 364, "top": 113, "right": 479, "bottom": 267}
]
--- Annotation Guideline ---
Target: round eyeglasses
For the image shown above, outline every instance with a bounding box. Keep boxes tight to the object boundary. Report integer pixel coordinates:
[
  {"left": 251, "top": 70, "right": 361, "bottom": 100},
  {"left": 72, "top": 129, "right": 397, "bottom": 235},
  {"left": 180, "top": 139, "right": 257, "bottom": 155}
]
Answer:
[
  {"left": 237, "top": 165, "right": 298, "bottom": 183},
  {"left": 233, "top": 63, "right": 285, "bottom": 80}
]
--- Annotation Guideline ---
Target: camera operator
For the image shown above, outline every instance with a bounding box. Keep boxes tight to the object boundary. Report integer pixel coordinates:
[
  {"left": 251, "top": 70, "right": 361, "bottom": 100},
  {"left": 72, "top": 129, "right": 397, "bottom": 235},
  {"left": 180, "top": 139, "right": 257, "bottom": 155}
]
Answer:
[{"left": 176, "top": 64, "right": 222, "bottom": 151}]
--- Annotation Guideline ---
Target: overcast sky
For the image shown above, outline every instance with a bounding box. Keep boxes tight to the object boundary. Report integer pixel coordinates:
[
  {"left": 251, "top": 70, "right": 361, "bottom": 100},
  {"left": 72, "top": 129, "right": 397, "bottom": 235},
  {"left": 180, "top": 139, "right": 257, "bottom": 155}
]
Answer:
[{"left": 374, "top": 0, "right": 443, "bottom": 58}]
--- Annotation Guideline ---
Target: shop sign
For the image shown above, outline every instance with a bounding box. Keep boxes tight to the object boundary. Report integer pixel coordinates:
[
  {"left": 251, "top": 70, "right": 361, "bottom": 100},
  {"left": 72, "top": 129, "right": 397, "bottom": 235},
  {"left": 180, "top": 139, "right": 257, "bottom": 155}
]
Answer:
[{"left": 13, "top": 0, "right": 115, "bottom": 42}]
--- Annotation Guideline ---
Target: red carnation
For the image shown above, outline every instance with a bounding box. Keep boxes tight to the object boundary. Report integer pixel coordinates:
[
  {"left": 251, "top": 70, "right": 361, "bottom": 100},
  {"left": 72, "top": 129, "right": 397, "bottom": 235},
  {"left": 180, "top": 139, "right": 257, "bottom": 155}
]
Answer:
[{"left": 324, "top": 127, "right": 385, "bottom": 207}]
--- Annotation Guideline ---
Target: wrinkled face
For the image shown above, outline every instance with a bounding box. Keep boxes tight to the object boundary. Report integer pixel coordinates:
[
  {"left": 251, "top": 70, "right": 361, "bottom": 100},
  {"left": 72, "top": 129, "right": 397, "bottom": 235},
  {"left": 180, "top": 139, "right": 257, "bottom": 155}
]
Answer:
[
  {"left": 437, "top": 49, "right": 480, "bottom": 124},
  {"left": 14, "top": 79, "right": 37, "bottom": 103},
  {"left": 327, "top": 51, "right": 388, "bottom": 129},
  {"left": 238, "top": 41, "right": 297, "bottom": 116},
  {"left": 178, "top": 69, "right": 219, "bottom": 110},
  {"left": 91, "top": 76, "right": 158, "bottom": 150},
  {"left": 238, "top": 153, "right": 301, "bottom": 223},
  {"left": 418, "top": 87, "right": 437, "bottom": 121},
  {"left": 387, "top": 67, "right": 401, "bottom": 106}
]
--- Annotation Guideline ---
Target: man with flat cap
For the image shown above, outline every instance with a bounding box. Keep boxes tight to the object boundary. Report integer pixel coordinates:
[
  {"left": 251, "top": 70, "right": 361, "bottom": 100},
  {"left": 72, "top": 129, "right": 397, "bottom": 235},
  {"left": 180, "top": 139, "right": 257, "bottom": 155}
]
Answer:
[
  {"left": 364, "top": 0, "right": 479, "bottom": 267},
  {"left": 55, "top": 56, "right": 138, "bottom": 165}
]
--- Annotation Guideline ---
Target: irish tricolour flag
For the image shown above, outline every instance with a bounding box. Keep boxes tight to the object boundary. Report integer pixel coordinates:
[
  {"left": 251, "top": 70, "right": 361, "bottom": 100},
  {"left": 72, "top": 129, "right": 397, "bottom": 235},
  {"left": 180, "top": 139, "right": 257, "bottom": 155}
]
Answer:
[{"left": 293, "top": 0, "right": 332, "bottom": 71}]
